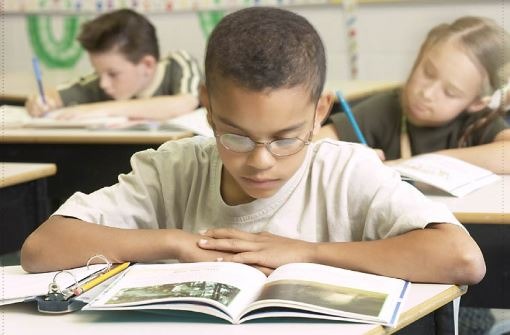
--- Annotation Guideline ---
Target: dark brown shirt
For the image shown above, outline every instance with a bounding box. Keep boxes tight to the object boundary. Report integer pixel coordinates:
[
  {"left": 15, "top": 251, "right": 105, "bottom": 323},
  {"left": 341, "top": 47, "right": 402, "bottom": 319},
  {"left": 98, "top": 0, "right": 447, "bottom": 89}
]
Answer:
[{"left": 330, "top": 89, "right": 508, "bottom": 160}]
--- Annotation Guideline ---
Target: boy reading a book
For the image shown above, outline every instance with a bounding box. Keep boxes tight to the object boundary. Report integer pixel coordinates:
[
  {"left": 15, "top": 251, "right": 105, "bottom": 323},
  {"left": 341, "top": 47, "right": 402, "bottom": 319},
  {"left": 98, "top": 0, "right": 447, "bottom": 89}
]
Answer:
[
  {"left": 25, "top": 9, "right": 202, "bottom": 121},
  {"left": 21, "top": 7, "right": 485, "bottom": 286},
  {"left": 319, "top": 16, "right": 510, "bottom": 174}
]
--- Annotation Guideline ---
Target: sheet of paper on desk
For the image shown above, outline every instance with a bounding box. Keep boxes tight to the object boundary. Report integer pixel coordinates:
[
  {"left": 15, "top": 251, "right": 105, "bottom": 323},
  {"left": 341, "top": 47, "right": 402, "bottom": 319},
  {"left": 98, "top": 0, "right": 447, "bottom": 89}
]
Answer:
[
  {"left": 392, "top": 153, "right": 500, "bottom": 197},
  {"left": 92, "top": 108, "right": 213, "bottom": 136},
  {"left": 158, "top": 108, "right": 213, "bottom": 137},
  {"left": 0, "top": 105, "right": 213, "bottom": 136},
  {"left": 0, "top": 105, "right": 31, "bottom": 127},
  {"left": 0, "top": 264, "right": 106, "bottom": 305},
  {"left": 0, "top": 105, "right": 128, "bottom": 129}
]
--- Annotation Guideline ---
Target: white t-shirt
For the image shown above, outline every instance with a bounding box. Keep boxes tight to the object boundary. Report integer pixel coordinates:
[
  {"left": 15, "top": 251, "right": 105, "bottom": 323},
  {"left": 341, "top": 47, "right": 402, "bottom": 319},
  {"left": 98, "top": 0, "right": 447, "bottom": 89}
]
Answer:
[{"left": 54, "top": 137, "right": 461, "bottom": 242}]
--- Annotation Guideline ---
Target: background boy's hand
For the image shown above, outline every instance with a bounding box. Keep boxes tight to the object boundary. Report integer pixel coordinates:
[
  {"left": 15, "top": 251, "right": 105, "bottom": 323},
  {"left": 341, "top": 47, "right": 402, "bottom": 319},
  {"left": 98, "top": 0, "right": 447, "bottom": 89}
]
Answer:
[
  {"left": 25, "top": 89, "right": 62, "bottom": 117},
  {"left": 198, "top": 229, "right": 317, "bottom": 275}
]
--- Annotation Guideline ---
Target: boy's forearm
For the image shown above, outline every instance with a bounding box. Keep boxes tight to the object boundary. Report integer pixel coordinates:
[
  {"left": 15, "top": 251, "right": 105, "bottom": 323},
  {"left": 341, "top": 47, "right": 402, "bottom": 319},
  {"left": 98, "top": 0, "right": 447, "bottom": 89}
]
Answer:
[
  {"left": 312, "top": 223, "right": 485, "bottom": 285},
  {"left": 112, "top": 94, "right": 200, "bottom": 120},
  {"left": 20, "top": 215, "right": 182, "bottom": 273},
  {"left": 55, "top": 94, "right": 199, "bottom": 121}
]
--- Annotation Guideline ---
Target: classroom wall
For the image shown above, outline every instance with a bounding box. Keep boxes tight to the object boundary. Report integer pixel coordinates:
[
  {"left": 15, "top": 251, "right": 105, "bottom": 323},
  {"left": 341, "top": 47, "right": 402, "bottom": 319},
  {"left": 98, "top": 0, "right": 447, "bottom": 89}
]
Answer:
[{"left": 2, "top": 1, "right": 508, "bottom": 96}]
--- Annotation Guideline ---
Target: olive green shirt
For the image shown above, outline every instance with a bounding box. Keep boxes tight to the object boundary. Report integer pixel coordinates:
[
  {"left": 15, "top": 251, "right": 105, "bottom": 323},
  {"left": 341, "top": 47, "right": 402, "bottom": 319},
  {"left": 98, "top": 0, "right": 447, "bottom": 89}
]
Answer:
[{"left": 330, "top": 89, "right": 508, "bottom": 160}]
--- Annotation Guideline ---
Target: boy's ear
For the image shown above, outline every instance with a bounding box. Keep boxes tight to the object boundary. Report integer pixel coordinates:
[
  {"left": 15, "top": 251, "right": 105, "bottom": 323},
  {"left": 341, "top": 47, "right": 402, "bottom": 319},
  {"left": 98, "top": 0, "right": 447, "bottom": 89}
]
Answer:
[
  {"left": 313, "top": 91, "right": 334, "bottom": 133},
  {"left": 466, "top": 97, "right": 489, "bottom": 113},
  {"left": 139, "top": 55, "right": 157, "bottom": 70},
  {"left": 199, "top": 85, "right": 213, "bottom": 126}
]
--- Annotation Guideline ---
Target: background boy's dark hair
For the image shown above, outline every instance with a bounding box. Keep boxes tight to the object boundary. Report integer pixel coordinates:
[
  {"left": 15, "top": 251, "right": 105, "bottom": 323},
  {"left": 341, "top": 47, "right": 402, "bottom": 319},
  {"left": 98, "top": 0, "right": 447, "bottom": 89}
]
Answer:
[
  {"left": 77, "top": 9, "right": 159, "bottom": 63},
  {"left": 205, "top": 7, "right": 326, "bottom": 102}
]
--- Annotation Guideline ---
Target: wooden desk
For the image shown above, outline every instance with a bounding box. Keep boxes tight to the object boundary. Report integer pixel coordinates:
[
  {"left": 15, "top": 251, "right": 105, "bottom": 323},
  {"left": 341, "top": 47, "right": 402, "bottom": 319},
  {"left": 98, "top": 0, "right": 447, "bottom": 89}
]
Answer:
[
  {"left": 0, "top": 162, "right": 56, "bottom": 188},
  {"left": 0, "top": 284, "right": 464, "bottom": 335},
  {"left": 325, "top": 80, "right": 401, "bottom": 102},
  {"left": 0, "top": 163, "right": 57, "bottom": 254},
  {"left": 0, "top": 93, "right": 26, "bottom": 106},
  {"left": 0, "top": 128, "right": 193, "bottom": 145},
  {"left": 2, "top": 78, "right": 402, "bottom": 107},
  {"left": 0, "top": 129, "right": 191, "bottom": 211},
  {"left": 428, "top": 176, "right": 509, "bottom": 308},
  {"left": 429, "top": 175, "right": 508, "bottom": 224}
]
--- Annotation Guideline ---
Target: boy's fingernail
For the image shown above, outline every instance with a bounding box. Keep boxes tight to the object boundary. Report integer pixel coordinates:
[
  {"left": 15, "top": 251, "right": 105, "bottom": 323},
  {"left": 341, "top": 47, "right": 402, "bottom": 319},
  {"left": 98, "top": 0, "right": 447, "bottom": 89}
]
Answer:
[
  {"left": 216, "top": 257, "right": 223, "bottom": 262},
  {"left": 198, "top": 229, "right": 207, "bottom": 235},
  {"left": 199, "top": 239, "right": 208, "bottom": 245}
]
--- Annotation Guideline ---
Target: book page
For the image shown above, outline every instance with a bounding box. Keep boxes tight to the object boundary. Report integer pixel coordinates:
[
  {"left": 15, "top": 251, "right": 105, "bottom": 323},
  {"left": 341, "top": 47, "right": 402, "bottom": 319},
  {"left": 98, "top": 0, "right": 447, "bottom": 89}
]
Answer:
[
  {"left": 0, "top": 264, "right": 107, "bottom": 304},
  {"left": 25, "top": 115, "right": 130, "bottom": 129},
  {"left": 0, "top": 105, "right": 130, "bottom": 129},
  {"left": 85, "top": 262, "right": 267, "bottom": 321},
  {"left": 159, "top": 108, "right": 213, "bottom": 137},
  {"left": 1, "top": 105, "right": 213, "bottom": 135},
  {"left": 0, "top": 105, "right": 31, "bottom": 128},
  {"left": 393, "top": 154, "right": 499, "bottom": 197},
  {"left": 242, "top": 263, "right": 408, "bottom": 326}
]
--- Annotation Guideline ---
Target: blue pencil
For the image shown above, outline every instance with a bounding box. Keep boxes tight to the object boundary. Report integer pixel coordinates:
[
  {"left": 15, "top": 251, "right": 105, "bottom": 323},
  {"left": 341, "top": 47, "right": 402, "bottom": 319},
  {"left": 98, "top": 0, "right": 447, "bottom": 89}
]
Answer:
[
  {"left": 335, "top": 90, "right": 367, "bottom": 145},
  {"left": 32, "top": 56, "right": 47, "bottom": 105}
]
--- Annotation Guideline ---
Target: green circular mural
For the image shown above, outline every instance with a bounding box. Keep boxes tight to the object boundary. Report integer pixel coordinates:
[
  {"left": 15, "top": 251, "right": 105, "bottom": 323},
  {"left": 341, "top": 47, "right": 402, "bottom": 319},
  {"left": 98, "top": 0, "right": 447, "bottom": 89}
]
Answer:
[
  {"left": 27, "top": 15, "right": 83, "bottom": 68},
  {"left": 198, "top": 11, "right": 224, "bottom": 39}
]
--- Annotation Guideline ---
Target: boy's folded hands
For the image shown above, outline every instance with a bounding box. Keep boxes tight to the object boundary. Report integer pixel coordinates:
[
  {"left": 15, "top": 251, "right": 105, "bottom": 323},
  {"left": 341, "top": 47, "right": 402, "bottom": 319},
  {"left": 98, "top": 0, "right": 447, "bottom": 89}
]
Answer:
[
  {"left": 173, "top": 230, "right": 235, "bottom": 264},
  {"left": 197, "top": 228, "right": 316, "bottom": 275}
]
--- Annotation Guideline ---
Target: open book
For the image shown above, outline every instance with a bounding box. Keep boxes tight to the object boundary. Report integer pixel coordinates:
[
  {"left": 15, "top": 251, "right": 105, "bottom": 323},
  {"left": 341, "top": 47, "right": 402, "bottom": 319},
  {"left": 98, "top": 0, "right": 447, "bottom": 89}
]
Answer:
[
  {"left": 84, "top": 262, "right": 409, "bottom": 326},
  {"left": 0, "top": 105, "right": 213, "bottom": 137},
  {"left": 392, "top": 154, "right": 500, "bottom": 197}
]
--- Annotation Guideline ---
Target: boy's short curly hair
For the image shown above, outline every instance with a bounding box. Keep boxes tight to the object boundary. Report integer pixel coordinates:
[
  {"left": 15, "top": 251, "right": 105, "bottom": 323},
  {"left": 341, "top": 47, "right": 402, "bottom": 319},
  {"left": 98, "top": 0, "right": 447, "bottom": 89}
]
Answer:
[
  {"left": 205, "top": 7, "right": 326, "bottom": 102},
  {"left": 78, "top": 9, "right": 159, "bottom": 63}
]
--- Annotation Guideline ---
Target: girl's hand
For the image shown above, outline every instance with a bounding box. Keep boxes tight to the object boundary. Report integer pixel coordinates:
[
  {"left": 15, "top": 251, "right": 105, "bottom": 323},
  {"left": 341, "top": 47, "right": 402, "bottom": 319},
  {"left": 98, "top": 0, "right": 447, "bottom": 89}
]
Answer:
[{"left": 373, "top": 148, "right": 386, "bottom": 161}]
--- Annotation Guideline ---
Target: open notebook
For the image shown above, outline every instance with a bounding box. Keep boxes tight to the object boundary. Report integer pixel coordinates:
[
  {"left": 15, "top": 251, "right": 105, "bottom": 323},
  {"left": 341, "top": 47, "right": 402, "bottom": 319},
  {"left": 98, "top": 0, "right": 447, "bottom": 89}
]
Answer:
[
  {"left": 392, "top": 154, "right": 500, "bottom": 197},
  {"left": 0, "top": 105, "right": 213, "bottom": 137}
]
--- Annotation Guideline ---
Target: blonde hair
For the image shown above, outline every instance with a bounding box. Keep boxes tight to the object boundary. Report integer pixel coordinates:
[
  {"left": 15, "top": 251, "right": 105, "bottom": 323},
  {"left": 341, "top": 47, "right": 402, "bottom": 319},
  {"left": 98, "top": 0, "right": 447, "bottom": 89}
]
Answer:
[{"left": 408, "top": 16, "right": 510, "bottom": 147}]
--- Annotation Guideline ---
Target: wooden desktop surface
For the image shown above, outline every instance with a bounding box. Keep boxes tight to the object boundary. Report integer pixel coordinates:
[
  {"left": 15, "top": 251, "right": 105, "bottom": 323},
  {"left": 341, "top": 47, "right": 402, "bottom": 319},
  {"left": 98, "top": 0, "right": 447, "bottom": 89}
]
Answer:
[
  {"left": 0, "top": 284, "right": 464, "bottom": 335},
  {"left": 0, "top": 128, "right": 193, "bottom": 144},
  {"left": 1, "top": 75, "right": 401, "bottom": 105},
  {"left": 0, "top": 162, "right": 57, "bottom": 188},
  {"left": 428, "top": 175, "right": 509, "bottom": 224}
]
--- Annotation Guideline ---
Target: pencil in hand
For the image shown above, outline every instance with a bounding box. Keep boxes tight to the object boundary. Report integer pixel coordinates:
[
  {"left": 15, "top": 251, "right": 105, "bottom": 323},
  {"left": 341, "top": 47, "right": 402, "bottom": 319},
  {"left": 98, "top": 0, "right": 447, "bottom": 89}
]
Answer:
[
  {"left": 335, "top": 90, "right": 367, "bottom": 145},
  {"left": 32, "top": 56, "right": 47, "bottom": 105}
]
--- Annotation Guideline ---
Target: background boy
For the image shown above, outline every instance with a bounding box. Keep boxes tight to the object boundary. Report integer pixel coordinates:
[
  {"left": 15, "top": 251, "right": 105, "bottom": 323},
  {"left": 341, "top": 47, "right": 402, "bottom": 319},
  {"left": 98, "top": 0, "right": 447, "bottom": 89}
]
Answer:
[
  {"left": 26, "top": 9, "right": 202, "bottom": 120},
  {"left": 22, "top": 7, "right": 485, "bottom": 286}
]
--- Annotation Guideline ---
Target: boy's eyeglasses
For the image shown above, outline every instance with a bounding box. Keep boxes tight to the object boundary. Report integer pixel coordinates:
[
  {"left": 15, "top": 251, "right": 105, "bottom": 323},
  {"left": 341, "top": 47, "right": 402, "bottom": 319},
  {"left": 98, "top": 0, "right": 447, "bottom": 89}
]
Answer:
[
  {"left": 215, "top": 132, "right": 312, "bottom": 157},
  {"left": 209, "top": 103, "right": 316, "bottom": 157}
]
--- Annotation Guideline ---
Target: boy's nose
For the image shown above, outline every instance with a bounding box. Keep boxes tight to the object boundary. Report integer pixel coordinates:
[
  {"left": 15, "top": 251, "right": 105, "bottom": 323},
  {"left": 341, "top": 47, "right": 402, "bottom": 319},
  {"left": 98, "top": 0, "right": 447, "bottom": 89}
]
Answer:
[
  {"left": 245, "top": 145, "right": 276, "bottom": 170},
  {"left": 99, "top": 76, "right": 112, "bottom": 91}
]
